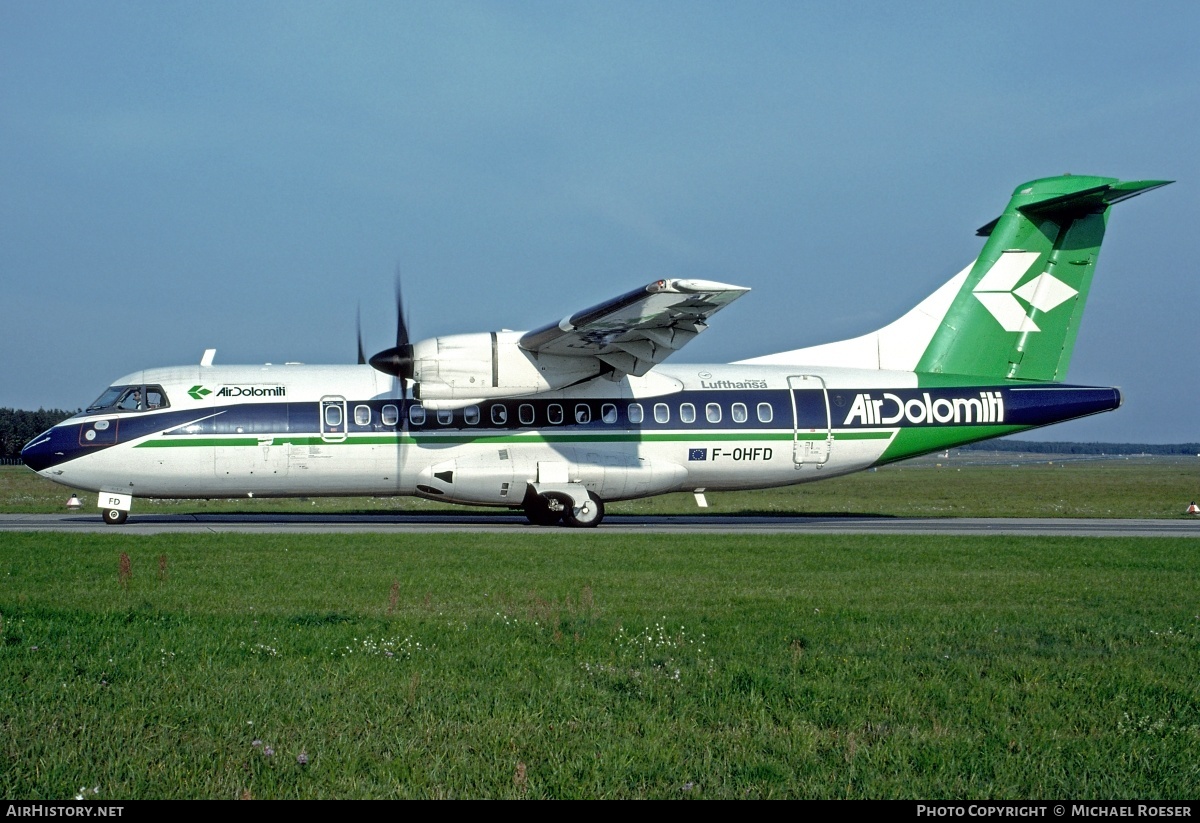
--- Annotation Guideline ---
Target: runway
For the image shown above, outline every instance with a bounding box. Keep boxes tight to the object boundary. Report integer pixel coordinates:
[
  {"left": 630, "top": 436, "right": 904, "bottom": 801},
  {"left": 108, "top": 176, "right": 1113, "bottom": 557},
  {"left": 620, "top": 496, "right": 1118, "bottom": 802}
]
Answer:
[{"left": 1, "top": 512, "right": 1197, "bottom": 537}]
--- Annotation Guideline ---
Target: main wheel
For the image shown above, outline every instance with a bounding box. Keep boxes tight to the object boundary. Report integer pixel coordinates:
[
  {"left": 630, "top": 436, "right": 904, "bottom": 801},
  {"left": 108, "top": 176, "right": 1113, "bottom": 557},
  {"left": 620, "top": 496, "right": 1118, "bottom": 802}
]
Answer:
[
  {"left": 103, "top": 508, "right": 129, "bottom": 525},
  {"left": 524, "top": 494, "right": 565, "bottom": 526},
  {"left": 562, "top": 492, "right": 604, "bottom": 528}
]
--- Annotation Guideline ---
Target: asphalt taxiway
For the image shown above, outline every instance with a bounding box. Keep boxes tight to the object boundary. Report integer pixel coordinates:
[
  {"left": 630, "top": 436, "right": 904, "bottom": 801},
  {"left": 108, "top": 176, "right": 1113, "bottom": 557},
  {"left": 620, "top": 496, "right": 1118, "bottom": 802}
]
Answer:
[{"left": 1, "top": 513, "right": 1196, "bottom": 537}]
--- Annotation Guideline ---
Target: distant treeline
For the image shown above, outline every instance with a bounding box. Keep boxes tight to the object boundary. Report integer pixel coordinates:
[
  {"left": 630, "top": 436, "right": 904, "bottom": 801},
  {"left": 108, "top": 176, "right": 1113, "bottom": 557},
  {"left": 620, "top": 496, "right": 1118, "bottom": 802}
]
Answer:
[
  {"left": 0, "top": 408, "right": 78, "bottom": 460},
  {"left": 960, "top": 439, "right": 1199, "bottom": 456}
]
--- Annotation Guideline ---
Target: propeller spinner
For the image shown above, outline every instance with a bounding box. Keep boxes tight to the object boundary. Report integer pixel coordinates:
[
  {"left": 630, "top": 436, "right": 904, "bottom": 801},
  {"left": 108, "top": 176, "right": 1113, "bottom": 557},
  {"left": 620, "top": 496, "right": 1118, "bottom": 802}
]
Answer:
[{"left": 367, "top": 276, "right": 414, "bottom": 381}]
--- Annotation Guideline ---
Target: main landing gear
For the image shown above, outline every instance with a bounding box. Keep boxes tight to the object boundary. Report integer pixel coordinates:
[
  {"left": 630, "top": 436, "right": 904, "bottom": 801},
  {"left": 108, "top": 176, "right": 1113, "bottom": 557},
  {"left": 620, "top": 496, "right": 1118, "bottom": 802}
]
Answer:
[{"left": 523, "top": 491, "right": 605, "bottom": 528}]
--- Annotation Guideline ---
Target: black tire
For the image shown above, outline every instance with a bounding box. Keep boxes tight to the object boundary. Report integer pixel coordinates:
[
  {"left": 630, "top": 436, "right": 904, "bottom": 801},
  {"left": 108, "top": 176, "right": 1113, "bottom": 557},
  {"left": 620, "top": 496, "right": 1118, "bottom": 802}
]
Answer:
[
  {"left": 524, "top": 494, "right": 565, "bottom": 526},
  {"left": 562, "top": 492, "right": 604, "bottom": 528},
  {"left": 103, "top": 509, "right": 129, "bottom": 525}
]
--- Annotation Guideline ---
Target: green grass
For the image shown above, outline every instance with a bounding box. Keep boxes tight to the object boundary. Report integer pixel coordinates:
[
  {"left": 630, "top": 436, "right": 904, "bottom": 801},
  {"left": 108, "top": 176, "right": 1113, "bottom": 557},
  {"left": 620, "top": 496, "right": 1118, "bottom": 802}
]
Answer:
[
  {"left": 5, "top": 456, "right": 1198, "bottom": 518},
  {"left": 2, "top": 532, "right": 1198, "bottom": 799}
]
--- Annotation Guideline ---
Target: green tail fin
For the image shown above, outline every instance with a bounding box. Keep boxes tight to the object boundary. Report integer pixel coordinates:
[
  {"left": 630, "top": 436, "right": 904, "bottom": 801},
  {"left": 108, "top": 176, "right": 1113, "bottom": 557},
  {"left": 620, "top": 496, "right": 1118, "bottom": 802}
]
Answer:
[{"left": 915, "top": 175, "right": 1170, "bottom": 382}]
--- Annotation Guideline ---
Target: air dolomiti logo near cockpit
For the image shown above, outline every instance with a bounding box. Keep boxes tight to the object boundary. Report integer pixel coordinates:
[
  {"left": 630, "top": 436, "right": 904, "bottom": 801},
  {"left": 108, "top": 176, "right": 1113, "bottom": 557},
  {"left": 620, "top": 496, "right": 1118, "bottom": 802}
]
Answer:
[
  {"left": 188, "top": 384, "right": 286, "bottom": 399},
  {"left": 972, "top": 251, "right": 1078, "bottom": 332}
]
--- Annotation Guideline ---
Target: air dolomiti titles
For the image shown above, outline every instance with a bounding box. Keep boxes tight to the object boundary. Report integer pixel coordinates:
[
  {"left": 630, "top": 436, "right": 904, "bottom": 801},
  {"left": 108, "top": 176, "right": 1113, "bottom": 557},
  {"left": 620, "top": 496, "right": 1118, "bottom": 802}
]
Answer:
[
  {"left": 842, "top": 390, "right": 1005, "bottom": 427},
  {"left": 214, "top": 385, "right": 287, "bottom": 397}
]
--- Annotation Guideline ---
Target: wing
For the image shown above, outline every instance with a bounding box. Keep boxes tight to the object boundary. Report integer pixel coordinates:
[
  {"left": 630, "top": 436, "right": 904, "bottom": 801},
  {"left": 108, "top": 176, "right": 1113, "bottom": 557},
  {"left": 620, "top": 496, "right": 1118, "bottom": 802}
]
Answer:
[{"left": 519, "top": 279, "right": 749, "bottom": 377}]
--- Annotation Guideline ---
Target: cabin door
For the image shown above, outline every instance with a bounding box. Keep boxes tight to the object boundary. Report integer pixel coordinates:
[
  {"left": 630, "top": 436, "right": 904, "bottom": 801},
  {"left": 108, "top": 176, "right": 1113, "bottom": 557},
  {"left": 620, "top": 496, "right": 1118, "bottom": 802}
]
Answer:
[
  {"left": 320, "top": 396, "right": 348, "bottom": 443},
  {"left": 788, "top": 375, "right": 831, "bottom": 466}
]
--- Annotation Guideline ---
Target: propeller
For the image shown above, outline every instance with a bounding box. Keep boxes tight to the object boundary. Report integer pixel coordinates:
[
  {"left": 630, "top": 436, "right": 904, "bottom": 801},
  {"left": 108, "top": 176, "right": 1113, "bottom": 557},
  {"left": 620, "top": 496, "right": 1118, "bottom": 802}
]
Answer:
[
  {"left": 356, "top": 305, "right": 366, "bottom": 365},
  {"left": 367, "top": 272, "right": 415, "bottom": 382}
]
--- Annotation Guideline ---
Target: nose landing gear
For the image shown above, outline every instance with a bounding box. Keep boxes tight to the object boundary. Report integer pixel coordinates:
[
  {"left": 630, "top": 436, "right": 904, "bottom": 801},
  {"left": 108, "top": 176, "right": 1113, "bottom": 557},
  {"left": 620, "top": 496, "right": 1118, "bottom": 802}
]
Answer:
[{"left": 103, "top": 508, "right": 129, "bottom": 525}]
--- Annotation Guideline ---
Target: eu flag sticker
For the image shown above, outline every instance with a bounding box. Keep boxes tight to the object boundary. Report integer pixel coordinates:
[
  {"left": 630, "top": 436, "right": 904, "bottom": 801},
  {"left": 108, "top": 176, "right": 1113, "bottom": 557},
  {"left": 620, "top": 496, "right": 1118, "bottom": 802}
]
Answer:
[{"left": 688, "top": 448, "right": 707, "bottom": 461}]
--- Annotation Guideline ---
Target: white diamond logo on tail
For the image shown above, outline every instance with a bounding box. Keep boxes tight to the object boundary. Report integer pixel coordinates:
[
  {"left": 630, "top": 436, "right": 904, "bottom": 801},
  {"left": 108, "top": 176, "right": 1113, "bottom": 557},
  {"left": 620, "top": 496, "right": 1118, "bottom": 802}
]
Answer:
[
  {"left": 1013, "top": 273, "right": 1078, "bottom": 314},
  {"left": 972, "top": 292, "right": 1035, "bottom": 332},
  {"left": 972, "top": 251, "right": 1077, "bottom": 333}
]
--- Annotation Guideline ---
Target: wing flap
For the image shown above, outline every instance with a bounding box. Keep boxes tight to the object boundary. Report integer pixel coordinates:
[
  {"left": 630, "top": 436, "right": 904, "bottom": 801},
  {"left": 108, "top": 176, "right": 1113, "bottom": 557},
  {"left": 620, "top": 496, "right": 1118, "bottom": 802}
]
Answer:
[{"left": 519, "top": 279, "right": 748, "bottom": 377}]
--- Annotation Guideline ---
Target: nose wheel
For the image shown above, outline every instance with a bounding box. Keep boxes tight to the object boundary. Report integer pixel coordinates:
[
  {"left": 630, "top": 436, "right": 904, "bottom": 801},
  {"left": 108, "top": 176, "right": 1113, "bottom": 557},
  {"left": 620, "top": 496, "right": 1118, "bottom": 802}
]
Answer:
[{"left": 103, "top": 508, "right": 129, "bottom": 525}]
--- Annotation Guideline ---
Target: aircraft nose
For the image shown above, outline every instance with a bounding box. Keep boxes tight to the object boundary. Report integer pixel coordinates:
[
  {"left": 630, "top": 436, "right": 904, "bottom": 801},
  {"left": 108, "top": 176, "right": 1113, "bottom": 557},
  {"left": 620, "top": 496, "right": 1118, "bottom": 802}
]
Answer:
[{"left": 21, "top": 429, "right": 59, "bottom": 473}]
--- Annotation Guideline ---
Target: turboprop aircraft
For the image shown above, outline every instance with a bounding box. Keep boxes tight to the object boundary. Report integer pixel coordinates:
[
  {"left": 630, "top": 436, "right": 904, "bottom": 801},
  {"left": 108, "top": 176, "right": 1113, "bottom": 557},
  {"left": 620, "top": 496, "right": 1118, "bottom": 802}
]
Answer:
[{"left": 22, "top": 174, "right": 1169, "bottom": 527}]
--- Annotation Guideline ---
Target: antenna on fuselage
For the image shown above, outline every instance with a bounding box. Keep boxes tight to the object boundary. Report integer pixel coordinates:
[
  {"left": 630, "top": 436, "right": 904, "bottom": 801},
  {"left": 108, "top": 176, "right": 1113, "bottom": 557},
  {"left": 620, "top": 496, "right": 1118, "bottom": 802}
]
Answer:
[{"left": 200, "top": 349, "right": 216, "bottom": 367}]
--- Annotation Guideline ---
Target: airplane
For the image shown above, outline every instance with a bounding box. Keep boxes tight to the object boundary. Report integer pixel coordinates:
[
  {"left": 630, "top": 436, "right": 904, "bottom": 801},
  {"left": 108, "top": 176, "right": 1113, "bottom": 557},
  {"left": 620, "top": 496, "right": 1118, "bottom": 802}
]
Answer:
[{"left": 21, "top": 174, "right": 1170, "bottom": 527}]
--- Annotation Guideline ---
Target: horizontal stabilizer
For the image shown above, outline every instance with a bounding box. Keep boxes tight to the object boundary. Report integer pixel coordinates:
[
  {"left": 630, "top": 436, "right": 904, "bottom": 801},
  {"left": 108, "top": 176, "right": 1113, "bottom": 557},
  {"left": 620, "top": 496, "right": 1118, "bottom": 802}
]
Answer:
[{"left": 977, "top": 178, "right": 1171, "bottom": 236}]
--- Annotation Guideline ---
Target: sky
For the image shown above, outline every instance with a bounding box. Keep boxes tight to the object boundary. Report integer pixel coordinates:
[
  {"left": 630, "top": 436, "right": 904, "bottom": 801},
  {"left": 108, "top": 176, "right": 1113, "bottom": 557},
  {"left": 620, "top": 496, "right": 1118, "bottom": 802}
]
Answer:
[{"left": 1, "top": 1, "right": 1197, "bottom": 443}]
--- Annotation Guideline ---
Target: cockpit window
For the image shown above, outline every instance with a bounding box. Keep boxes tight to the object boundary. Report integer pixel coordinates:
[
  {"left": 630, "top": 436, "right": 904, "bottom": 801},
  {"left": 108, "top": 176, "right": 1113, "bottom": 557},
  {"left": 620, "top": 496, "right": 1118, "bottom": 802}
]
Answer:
[
  {"left": 145, "top": 387, "right": 167, "bottom": 409},
  {"left": 86, "top": 384, "right": 170, "bottom": 413},
  {"left": 87, "top": 387, "right": 125, "bottom": 412},
  {"left": 117, "top": 388, "right": 142, "bottom": 411}
]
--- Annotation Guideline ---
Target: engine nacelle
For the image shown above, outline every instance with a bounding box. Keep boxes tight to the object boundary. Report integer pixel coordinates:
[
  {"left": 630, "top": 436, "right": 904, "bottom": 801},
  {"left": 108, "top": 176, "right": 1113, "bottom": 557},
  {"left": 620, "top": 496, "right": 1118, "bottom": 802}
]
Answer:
[{"left": 410, "top": 331, "right": 601, "bottom": 402}]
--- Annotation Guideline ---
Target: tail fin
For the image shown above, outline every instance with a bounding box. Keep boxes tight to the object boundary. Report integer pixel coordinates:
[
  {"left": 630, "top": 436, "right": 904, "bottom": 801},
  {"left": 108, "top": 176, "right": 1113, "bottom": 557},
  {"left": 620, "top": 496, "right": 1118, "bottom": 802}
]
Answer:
[
  {"left": 916, "top": 174, "right": 1169, "bottom": 381},
  {"left": 739, "top": 174, "right": 1169, "bottom": 382}
]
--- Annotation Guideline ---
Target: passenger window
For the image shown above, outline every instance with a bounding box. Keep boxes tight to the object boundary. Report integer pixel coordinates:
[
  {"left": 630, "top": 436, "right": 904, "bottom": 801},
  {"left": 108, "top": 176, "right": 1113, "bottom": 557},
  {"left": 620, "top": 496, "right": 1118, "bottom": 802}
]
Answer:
[
  {"left": 706, "top": 403, "right": 722, "bottom": 423},
  {"left": 519, "top": 404, "right": 535, "bottom": 425},
  {"left": 354, "top": 405, "right": 371, "bottom": 426},
  {"left": 437, "top": 409, "right": 453, "bottom": 425},
  {"left": 601, "top": 403, "right": 618, "bottom": 424},
  {"left": 654, "top": 403, "right": 670, "bottom": 424},
  {"left": 574, "top": 404, "right": 591, "bottom": 424},
  {"left": 381, "top": 404, "right": 399, "bottom": 426},
  {"left": 324, "top": 404, "right": 343, "bottom": 427},
  {"left": 491, "top": 404, "right": 508, "bottom": 425},
  {"left": 680, "top": 403, "right": 696, "bottom": 424},
  {"left": 628, "top": 403, "right": 644, "bottom": 424},
  {"left": 547, "top": 404, "right": 564, "bottom": 425},
  {"left": 757, "top": 402, "right": 773, "bottom": 423},
  {"left": 409, "top": 404, "right": 426, "bottom": 426},
  {"left": 464, "top": 405, "right": 481, "bottom": 425},
  {"left": 732, "top": 403, "right": 748, "bottom": 423}
]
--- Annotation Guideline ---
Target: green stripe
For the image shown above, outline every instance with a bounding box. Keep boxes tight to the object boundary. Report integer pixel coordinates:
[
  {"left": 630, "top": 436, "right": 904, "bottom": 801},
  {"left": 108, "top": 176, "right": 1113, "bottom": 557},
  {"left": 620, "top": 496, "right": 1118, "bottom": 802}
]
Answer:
[
  {"left": 136, "top": 438, "right": 258, "bottom": 448},
  {"left": 833, "top": 431, "right": 893, "bottom": 441},
  {"left": 879, "top": 424, "right": 1025, "bottom": 464}
]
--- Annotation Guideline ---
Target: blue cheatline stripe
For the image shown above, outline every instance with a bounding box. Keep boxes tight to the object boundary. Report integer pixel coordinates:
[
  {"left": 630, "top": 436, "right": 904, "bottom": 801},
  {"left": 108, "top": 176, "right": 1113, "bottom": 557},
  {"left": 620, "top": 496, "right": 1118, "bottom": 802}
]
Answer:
[{"left": 134, "top": 428, "right": 897, "bottom": 449}]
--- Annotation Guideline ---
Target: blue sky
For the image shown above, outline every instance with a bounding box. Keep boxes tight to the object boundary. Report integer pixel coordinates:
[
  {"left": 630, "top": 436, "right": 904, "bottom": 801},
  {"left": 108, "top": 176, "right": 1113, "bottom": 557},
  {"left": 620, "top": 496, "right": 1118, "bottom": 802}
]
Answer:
[{"left": 2, "top": 1, "right": 1196, "bottom": 442}]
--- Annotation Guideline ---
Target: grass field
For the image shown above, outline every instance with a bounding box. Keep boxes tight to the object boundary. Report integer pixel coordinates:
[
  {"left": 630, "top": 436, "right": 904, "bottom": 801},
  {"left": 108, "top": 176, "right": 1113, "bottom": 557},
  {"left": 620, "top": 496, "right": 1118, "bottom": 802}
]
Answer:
[
  {"left": 2, "top": 531, "right": 1199, "bottom": 799},
  {"left": 3, "top": 457, "right": 1198, "bottom": 798},
  {"left": 3, "top": 454, "right": 1198, "bottom": 519}
]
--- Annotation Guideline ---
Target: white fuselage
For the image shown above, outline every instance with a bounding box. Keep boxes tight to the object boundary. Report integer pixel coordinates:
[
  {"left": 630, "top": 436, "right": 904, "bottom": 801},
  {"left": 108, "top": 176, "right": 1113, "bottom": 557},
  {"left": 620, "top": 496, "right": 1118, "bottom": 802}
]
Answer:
[
  {"left": 24, "top": 361, "right": 1116, "bottom": 512},
  {"left": 31, "top": 362, "right": 916, "bottom": 503}
]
